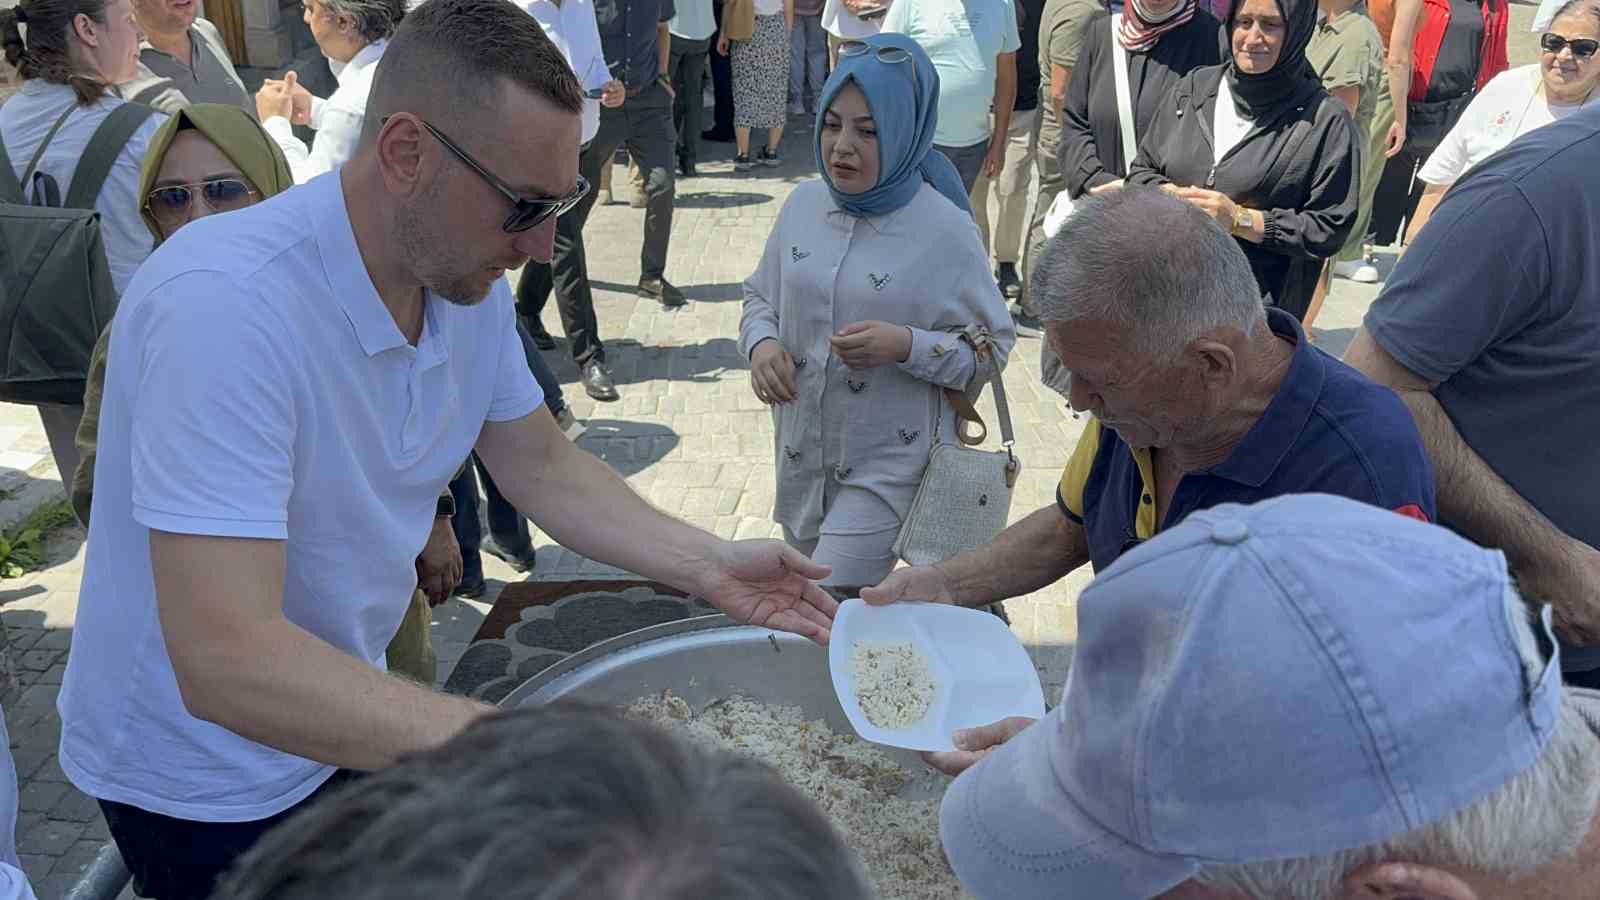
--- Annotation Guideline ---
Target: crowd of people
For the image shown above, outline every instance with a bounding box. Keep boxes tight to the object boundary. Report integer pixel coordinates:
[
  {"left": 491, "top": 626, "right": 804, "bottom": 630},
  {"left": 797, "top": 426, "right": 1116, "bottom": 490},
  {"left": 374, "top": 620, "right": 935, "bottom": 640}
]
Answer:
[{"left": 0, "top": 0, "right": 1597, "bottom": 893}]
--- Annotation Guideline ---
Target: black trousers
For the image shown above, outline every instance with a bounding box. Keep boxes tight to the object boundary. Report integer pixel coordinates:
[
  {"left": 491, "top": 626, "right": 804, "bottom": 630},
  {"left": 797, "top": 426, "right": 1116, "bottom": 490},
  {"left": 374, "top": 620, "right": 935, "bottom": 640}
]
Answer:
[
  {"left": 516, "top": 84, "right": 677, "bottom": 366},
  {"left": 99, "top": 770, "right": 363, "bottom": 900},
  {"left": 450, "top": 452, "right": 531, "bottom": 576},
  {"left": 1369, "top": 147, "right": 1425, "bottom": 247},
  {"left": 670, "top": 36, "right": 711, "bottom": 164},
  {"left": 708, "top": 0, "right": 736, "bottom": 135}
]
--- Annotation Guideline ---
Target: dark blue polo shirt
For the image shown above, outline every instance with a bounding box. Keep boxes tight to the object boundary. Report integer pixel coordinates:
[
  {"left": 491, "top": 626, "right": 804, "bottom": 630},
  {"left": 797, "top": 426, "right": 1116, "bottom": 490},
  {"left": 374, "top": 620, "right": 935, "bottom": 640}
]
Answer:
[{"left": 1057, "top": 308, "right": 1436, "bottom": 571}]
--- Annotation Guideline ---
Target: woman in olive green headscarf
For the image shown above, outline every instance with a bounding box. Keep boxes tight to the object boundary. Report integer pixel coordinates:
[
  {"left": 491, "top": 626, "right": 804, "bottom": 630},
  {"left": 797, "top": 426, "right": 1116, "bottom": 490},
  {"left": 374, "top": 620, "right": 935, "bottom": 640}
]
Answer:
[{"left": 71, "top": 103, "right": 293, "bottom": 526}]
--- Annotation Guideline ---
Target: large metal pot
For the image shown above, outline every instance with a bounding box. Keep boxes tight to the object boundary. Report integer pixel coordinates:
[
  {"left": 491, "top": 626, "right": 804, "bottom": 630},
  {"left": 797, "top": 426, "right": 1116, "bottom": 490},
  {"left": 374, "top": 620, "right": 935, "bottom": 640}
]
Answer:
[{"left": 500, "top": 614, "right": 941, "bottom": 794}]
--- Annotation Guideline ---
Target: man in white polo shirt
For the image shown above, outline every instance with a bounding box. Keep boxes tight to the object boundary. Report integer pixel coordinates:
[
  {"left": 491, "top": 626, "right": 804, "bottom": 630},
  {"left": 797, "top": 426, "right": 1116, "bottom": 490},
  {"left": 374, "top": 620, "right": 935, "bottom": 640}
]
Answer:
[{"left": 56, "top": 2, "right": 836, "bottom": 897}]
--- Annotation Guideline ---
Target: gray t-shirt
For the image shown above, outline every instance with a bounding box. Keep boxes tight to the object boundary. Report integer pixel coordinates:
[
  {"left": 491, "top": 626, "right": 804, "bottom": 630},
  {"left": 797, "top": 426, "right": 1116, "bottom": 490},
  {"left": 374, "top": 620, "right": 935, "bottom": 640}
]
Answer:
[
  {"left": 1365, "top": 103, "right": 1600, "bottom": 666},
  {"left": 120, "top": 20, "right": 251, "bottom": 116}
]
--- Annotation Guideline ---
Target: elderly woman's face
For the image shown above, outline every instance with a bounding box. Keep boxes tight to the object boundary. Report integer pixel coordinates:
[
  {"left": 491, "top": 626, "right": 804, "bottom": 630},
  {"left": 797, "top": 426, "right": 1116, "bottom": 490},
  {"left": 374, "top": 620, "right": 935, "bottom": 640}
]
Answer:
[
  {"left": 1541, "top": 11, "right": 1600, "bottom": 102},
  {"left": 1232, "top": 0, "right": 1287, "bottom": 74},
  {"left": 822, "top": 82, "right": 882, "bottom": 195},
  {"left": 145, "top": 130, "right": 263, "bottom": 241}
]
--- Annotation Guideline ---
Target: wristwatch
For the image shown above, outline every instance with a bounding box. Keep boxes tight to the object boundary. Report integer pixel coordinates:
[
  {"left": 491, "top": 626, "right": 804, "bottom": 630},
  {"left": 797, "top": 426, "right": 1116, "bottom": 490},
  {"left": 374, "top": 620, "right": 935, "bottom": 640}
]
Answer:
[
  {"left": 1232, "top": 205, "right": 1253, "bottom": 234},
  {"left": 436, "top": 493, "right": 456, "bottom": 519},
  {"left": 657, "top": 72, "right": 670, "bottom": 88}
]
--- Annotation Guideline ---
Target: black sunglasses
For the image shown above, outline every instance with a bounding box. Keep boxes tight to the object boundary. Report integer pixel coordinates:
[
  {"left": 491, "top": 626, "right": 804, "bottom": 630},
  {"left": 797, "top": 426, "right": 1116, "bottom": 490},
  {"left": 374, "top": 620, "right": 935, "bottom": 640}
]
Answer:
[
  {"left": 1541, "top": 32, "right": 1599, "bottom": 59},
  {"left": 144, "top": 178, "right": 260, "bottom": 224},
  {"left": 381, "top": 115, "right": 590, "bottom": 233}
]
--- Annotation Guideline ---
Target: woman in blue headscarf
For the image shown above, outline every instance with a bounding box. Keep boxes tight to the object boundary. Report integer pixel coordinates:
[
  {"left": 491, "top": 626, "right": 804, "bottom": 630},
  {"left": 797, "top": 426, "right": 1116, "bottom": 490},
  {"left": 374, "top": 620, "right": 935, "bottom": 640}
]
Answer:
[{"left": 738, "top": 34, "right": 1015, "bottom": 591}]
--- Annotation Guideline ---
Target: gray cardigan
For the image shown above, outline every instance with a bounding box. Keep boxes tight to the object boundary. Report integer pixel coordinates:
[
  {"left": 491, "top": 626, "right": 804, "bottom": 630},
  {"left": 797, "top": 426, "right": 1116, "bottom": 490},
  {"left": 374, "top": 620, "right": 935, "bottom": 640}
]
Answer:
[{"left": 740, "top": 180, "right": 1016, "bottom": 541}]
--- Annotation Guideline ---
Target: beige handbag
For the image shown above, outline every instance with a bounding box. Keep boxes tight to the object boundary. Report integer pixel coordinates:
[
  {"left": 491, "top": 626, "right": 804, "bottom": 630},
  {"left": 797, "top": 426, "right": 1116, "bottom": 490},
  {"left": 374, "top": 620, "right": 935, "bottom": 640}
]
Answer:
[
  {"left": 892, "top": 327, "right": 1021, "bottom": 567},
  {"left": 724, "top": 0, "right": 756, "bottom": 42}
]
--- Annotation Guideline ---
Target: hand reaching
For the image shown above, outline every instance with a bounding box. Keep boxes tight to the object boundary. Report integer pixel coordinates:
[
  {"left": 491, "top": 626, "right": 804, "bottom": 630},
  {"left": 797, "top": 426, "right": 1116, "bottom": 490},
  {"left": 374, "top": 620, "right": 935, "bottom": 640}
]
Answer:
[{"left": 699, "top": 540, "right": 838, "bottom": 644}]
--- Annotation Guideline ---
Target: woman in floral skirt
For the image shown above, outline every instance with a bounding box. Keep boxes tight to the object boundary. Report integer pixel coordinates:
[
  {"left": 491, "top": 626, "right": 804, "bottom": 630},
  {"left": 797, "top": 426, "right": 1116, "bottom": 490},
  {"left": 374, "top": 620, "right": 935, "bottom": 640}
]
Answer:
[{"left": 719, "top": 0, "right": 795, "bottom": 168}]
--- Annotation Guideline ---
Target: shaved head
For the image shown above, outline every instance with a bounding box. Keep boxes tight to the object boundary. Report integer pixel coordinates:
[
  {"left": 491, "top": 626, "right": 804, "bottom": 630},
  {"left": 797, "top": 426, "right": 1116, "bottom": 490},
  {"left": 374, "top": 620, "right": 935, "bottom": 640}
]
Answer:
[{"left": 362, "top": 0, "right": 582, "bottom": 141}]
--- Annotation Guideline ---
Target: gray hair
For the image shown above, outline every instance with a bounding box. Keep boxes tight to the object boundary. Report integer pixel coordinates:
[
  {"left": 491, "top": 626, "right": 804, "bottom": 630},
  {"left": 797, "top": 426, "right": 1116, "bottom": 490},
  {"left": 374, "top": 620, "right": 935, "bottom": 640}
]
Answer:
[
  {"left": 1550, "top": 0, "right": 1600, "bottom": 28},
  {"left": 1029, "top": 187, "right": 1266, "bottom": 358},
  {"left": 319, "top": 0, "right": 405, "bottom": 43},
  {"left": 1194, "top": 595, "right": 1600, "bottom": 899},
  {"left": 211, "top": 703, "right": 873, "bottom": 900}
]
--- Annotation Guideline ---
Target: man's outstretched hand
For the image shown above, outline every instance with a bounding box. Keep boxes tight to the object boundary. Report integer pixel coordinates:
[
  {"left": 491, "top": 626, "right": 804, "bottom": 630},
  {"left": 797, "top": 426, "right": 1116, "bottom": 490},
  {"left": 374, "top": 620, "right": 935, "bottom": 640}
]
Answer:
[{"left": 699, "top": 540, "right": 838, "bottom": 644}]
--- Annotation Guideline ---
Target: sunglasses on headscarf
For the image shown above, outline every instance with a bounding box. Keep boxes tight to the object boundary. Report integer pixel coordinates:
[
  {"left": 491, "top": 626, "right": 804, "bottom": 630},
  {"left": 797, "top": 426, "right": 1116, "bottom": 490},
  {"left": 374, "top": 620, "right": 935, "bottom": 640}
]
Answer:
[{"left": 838, "top": 41, "right": 920, "bottom": 91}]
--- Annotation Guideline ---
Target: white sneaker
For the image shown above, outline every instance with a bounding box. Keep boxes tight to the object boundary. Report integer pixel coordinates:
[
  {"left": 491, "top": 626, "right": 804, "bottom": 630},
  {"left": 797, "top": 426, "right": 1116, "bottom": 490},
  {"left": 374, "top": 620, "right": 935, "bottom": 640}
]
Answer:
[
  {"left": 1331, "top": 259, "right": 1365, "bottom": 281},
  {"left": 1351, "top": 262, "right": 1380, "bottom": 284}
]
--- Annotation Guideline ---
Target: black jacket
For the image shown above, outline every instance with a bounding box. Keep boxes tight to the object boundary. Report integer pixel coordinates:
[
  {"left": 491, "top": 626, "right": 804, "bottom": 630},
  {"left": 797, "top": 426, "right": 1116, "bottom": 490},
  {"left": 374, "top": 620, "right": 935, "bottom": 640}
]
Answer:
[
  {"left": 1125, "top": 64, "right": 1360, "bottom": 320},
  {"left": 1058, "top": 9, "right": 1222, "bottom": 198}
]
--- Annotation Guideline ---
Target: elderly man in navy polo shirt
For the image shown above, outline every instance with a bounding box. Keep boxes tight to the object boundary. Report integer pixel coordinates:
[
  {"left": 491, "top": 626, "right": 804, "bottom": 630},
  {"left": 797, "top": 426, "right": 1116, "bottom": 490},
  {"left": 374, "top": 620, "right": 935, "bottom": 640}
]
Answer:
[{"left": 864, "top": 187, "right": 1435, "bottom": 618}]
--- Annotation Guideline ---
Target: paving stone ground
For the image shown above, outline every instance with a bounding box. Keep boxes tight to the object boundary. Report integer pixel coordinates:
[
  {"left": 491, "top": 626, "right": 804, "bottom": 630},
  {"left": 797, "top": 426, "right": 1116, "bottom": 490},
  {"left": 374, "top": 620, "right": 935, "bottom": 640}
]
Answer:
[{"left": 0, "top": 13, "right": 1544, "bottom": 889}]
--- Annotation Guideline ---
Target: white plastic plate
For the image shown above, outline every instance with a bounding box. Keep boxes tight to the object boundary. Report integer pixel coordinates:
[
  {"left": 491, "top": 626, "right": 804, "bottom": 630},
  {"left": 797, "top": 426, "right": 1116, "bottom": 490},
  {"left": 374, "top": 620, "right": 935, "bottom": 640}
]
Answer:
[{"left": 828, "top": 598, "right": 1047, "bottom": 752}]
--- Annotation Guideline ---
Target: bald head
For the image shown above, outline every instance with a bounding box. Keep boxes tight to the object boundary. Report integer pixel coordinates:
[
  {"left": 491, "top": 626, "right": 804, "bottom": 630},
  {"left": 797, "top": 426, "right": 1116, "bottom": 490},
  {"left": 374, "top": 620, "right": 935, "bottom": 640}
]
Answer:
[
  {"left": 1031, "top": 187, "right": 1265, "bottom": 358},
  {"left": 362, "top": 0, "right": 582, "bottom": 143}
]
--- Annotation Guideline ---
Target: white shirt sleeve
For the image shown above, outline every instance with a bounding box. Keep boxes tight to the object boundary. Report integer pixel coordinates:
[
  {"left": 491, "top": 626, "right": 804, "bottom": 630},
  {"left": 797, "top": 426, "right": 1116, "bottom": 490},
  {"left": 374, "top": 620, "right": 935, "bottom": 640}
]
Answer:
[
  {"left": 127, "top": 271, "right": 298, "bottom": 538},
  {"left": 1415, "top": 79, "right": 1506, "bottom": 185},
  {"left": 487, "top": 291, "right": 545, "bottom": 422},
  {"left": 1000, "top": 0, "right": 1022, "bottom": 54},
  {"left": 262, "top": 98, "right": 364, "bottom": 184}
]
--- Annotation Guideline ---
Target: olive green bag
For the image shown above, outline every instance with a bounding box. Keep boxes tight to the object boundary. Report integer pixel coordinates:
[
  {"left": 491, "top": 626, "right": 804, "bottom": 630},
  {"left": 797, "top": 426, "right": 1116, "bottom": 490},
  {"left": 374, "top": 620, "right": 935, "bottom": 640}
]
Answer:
[{"left": 0, "top": 101, "right": 155, "bottom": 405}]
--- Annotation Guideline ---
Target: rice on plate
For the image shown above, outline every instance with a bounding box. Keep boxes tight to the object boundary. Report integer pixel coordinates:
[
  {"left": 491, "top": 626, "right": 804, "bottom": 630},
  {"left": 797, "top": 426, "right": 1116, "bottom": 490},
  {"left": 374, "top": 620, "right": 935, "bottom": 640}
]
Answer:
[{"left": 851, "top": 641, "right": 937, "bottom": 730}]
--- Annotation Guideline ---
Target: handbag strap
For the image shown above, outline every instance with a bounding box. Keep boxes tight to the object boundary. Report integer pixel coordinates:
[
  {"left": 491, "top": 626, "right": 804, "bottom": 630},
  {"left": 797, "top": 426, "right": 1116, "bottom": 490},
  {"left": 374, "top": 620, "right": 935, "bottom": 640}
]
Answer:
[
  {"left": 940, "top": 326, "right": 1020, "bottom": 484},
  {"left": 1110, "top": 15, "right": 1138, "bottom": 172}
]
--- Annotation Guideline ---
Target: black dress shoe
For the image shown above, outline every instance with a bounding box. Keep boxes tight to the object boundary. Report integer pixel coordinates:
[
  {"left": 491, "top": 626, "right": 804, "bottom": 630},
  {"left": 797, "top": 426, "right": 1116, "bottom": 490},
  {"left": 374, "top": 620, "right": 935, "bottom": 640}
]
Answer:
[
  {"left": 581, "top": 360, "right": 620, "bottom": 402},
  {"left": 638, "top": 277, "right": 687, "bottom": 308},
  {"left": 679, "top": 157, "right": 697, "bottom": 177},
  {"left": 701, "top": 128, "right": 735, "bottom": 143},
  {"left": 481, "top": 536, "right": 537, "bottom": 573},
  {"left": 529, "top": 324, "right": 556, "bottom": 351},
  {"left": 997, "top": 262, "right": 1023, "bottom": 300}
]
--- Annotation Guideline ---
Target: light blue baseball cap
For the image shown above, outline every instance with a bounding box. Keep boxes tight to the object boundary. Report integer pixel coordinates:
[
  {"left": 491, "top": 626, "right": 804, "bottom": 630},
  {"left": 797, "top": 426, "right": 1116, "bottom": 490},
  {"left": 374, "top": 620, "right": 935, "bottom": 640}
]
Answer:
[{"left": 940, "top": 493, "right": 1564, "bottom": 900}]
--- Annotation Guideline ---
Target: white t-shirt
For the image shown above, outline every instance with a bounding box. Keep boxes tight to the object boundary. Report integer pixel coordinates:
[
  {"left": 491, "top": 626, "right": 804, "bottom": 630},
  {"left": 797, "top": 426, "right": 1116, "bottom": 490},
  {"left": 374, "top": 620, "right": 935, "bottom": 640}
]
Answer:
[
  {"left": 821, "top": 0, "right": 881, "bottom": 40},
  {"left": 755, "top": 0, "right": 783, "bottom": 16},
  {"left": 1212, "top": 77, "right": 1256, "bottom": 164},
  {"left": 526, "top": 0, "right": 613, "bottom": 144},
  {"left": 57, "top": 171, "right": 544, "bottom": 822},
  {"left": 262, "top": 38, "right": 388, "bottom": 183},
  {"left": 881, "top": 0, "right": 1023, "bottom": 147},
  {"left": 1418, "top": 64, "right": 1600, "bottom": 186},
  {"left": 0, "top": 81, "right": 166, "bottom": 297}
]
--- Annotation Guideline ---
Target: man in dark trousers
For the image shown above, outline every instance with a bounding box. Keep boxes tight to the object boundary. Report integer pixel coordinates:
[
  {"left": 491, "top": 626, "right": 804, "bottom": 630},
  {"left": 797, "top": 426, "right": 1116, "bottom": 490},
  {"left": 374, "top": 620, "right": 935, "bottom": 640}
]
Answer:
[
  {"left": 517, "top": 0, "right": 687, "bottom": 402},
  {"left": 703, "top": 0, "right": 736, "bottom": 140}
]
